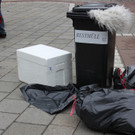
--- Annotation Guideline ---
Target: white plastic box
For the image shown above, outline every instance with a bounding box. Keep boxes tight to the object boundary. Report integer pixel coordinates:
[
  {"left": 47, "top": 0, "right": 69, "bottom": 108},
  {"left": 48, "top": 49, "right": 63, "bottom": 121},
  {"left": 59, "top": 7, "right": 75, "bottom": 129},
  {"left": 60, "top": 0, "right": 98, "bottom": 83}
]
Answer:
[{"left": 17, "top": 44, "right": 72, "bottom": 86}]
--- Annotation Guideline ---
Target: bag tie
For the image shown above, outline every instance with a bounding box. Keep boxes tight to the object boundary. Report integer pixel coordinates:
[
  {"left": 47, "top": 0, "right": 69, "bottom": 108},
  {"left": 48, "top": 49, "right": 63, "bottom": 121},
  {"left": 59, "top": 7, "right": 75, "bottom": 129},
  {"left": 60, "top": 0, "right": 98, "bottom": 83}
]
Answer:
[
  {"left": 118, "top": 68, "right": 127, "bottom": 89},
  {"left": 0, "top": 16, "right": 3, "bottom": 24},
  {"left": 117, "top": 68, "right": 135, "bottom": 90},
  {"left": 70, "top": 95, "right": 77, "bottom": 116}
]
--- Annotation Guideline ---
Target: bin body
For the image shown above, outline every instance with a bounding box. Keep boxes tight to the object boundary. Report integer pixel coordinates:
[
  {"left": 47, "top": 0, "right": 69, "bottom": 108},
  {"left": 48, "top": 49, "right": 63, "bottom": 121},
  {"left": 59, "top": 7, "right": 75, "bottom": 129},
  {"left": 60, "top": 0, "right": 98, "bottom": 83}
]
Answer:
[{"left": 67, "top": 3, "right": 116, "bottom": 87}]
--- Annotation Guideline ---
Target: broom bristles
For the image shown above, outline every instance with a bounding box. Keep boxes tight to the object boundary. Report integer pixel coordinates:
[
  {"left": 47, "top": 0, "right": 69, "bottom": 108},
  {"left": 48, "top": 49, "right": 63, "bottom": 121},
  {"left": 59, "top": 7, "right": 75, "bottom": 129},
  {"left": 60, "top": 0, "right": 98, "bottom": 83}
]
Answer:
[{"left": 88, "top": 5, "right": 134, "bottom": 33}]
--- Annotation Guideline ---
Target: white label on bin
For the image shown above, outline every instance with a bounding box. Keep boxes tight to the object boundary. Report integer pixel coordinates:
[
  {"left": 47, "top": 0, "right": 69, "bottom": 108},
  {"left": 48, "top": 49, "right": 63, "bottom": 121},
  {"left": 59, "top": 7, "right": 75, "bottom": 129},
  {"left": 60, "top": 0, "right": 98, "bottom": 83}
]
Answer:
[{"left": 75, "top": 30, "right": 108, "bottom": 45}]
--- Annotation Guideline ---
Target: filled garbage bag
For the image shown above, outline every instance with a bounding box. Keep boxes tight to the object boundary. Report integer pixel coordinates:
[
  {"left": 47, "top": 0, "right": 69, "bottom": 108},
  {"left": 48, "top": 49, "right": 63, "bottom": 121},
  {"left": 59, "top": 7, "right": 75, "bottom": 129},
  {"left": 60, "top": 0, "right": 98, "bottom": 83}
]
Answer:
[
  {"left": 114, "top": 65, "right": 135, "bottom": 89},
  {"left": 20, "top": 83, "right": 77, "bottom": 114},
  {"left": 75, "top": 84, "right": 135, "bottom": 135}
]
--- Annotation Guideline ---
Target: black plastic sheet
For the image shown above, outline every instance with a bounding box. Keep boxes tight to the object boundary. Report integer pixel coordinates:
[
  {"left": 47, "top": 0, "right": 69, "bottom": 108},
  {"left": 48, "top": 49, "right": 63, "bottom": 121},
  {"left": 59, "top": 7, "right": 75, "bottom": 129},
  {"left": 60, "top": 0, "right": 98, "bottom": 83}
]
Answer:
[
  {"left": 76, "top": 84, "right": 135, "bottom": 135},
  {"left": 20, "top": 65, "right": 135, "bottom": 134},
  {"left": 20, "top": 84, "right": 77, "bottom": 114},
  {"left": 114, "top": 65, "right": 135, "bottom": 89}
]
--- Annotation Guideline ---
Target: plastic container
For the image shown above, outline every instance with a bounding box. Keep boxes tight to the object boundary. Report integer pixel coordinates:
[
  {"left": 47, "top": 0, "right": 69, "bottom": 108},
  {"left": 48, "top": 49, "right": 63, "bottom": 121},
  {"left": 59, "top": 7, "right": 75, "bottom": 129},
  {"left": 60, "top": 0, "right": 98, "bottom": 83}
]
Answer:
[{"left": 17, "top": 44, "right": 72, "bottom": 86}]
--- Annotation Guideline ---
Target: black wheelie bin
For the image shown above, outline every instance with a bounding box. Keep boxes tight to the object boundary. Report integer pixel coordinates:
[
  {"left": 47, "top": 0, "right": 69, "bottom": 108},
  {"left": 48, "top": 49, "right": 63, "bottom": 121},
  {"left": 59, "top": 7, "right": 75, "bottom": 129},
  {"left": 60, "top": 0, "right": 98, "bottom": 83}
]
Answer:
[{"left": 67, "top": 3, "right": 116, "bottom": 87}]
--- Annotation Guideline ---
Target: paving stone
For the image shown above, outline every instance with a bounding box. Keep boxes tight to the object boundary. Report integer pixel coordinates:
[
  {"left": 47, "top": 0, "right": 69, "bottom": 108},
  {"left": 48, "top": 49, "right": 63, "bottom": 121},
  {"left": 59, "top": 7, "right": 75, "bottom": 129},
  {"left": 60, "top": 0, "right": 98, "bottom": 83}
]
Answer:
[
  {"left": 51, "top": 29, "right": 67, "bottom": 33},
  {"left": 19, "top": 38, "right": 36, "bottom": 44},
  {"left": 0, "top": 81, "right": 20, "bottom": 93},
  {"left": 122, "top": 33, "right": 133, "bottom": 36},
  {"left": 7, "top": 84, "right": 25, "bottom": 100},
  {"left": 115, "top": 55, "right": 121, "bottom": 60},
  {"left": 0, "top": 93, "right": 8, "bottom": 101},
  {"left": 114, "top": 63, "right": 124, "bottom": 68},
  {"left": 116, "top": 36, "right": 135, "bottom": 50},
  {"left": 114, "top": 53, "right": 121, "bottom": 58},
  {"left": 58, "top": 34, "right": 74, "bottom": 39},
  {"left": 72, "top": 76, "right": 76, "bottom": 84},
  {"left": 3, "top": 122, "right": 46, "bottom": 135},
  {"left": 8, "top": 54, "right": 16, "bottom": 59},
  {"left": 0, "top": 50, "right": 14, "bottom": 57},
  {"left": 64, "top": 46, "right": 75, "bottom": 55},
  {"left": 67, "top": 42, "right": 74, "bottom": 48},
  {"left": 30, "top": 40, "right": 52, "bottom": 45},
  {"left": 114, "top": 51, "right": 120, "bottom": 56},
  {"left": 0, "top": 99, "right": 29, "bottom": 113},
  {"left": 55, "top": 26, "right": 71, "bottom": 31},
  {"left": 114, "top": 58, "right": 123, "bottom": 63},
  {"left": 0, "top": 71, "right": 20, "bottom": 83},
  {"left": 16, "top": 108, "right": 55, "bottom": 125},
  {"left": 43, "top": 125, "right": 75, "bottom": 135},
  {"left": 11, "top": 43, "right": 28, "bottom": 49},
  {"left": 10, "top": 67, "right": 18, "bottom": 74},
  {"left": 48, "top": 43, "right": 67, "bottom": 49},
  {"left": 0, "top": 130, "right": 3, "bottom": 135},
  {"left": 0, "top": 62, "right": 16, "bottom": 78},
  {"left": 72, "top": 61, "right": 76, "bottom": 77},
  {"left": 61, "top": 105, "right": 72, "bottom": 114},
  {"left": 105, "top": 133, "right": 119, "bottom": 135},
  {"left": 61, "top": 105, "right": 77, "bottom": 115},
  {"left": 38, "top": 36, "right": 56, "bottom": 41},
  {"left": 116, "top": 49, "right": 135, "bottom": 66},
  {"left": 129, "top": 21, "right": 135, "bottom": 33},
  {"left": 74, "top": 121, "right": 103, "bottom": 135},
  {"left": 0, "top": 58, "right": 16, "bottom": 67},
  {"left": 0, "top": 112, "right": 18, "bottom": 130},
  {"left": 51, "top": 39, "right": 71, "bottom": 44},
  {"left": 4, "top": 47, "right": 16, "bottom": 54},
  {"left": 29, "top": 105, "right": 37, "bottom": 108},
  {"left": 116, "top": 33, "right": 122, "bottom": 36},
  {"left": 44, "top": 32, "right": 61, "bottom": 37},
  {"left": 0, "top": 56, "right": 6, "bottom": 62},
  {"left": 52, "top": 114, "right": 80, "bottom": 128}
]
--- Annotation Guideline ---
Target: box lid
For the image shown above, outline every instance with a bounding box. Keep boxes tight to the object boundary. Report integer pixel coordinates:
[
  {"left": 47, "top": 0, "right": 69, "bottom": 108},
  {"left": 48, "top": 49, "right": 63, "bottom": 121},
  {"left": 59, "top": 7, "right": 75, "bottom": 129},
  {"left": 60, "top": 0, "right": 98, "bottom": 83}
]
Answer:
[{"left": 17, "top": 44, "right": 71, "bottom": 66}]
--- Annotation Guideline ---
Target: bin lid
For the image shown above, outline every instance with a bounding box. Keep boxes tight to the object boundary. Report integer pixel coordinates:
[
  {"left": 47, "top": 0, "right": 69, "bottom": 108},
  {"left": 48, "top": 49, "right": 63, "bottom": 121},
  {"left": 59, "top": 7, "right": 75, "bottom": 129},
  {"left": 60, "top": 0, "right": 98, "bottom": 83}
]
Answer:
[{"left": 67, "top": 3, "right": 117, "bottom": 19}]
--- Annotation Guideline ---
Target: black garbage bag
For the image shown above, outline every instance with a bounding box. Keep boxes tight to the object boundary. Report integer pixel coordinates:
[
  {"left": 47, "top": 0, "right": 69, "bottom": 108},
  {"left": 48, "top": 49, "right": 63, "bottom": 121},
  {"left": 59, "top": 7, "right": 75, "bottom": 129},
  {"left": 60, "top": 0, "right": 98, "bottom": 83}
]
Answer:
[
  {"left": 114, "top": 65, "right": 135, "bottom": 89},
  {"left": 75, "top": 84, "right": 135, "bottom": 135},
  {"left": 20, "top": 83, "right": 77, "bottom": 114}
]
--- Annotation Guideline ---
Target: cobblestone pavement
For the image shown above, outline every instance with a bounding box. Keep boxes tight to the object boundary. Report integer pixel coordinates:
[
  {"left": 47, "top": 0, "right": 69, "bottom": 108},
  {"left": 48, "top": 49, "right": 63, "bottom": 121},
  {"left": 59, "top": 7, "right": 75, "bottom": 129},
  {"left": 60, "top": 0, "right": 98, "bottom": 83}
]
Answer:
[{"left": 0, "top": 0, "right": 135, "bottom": 135}]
